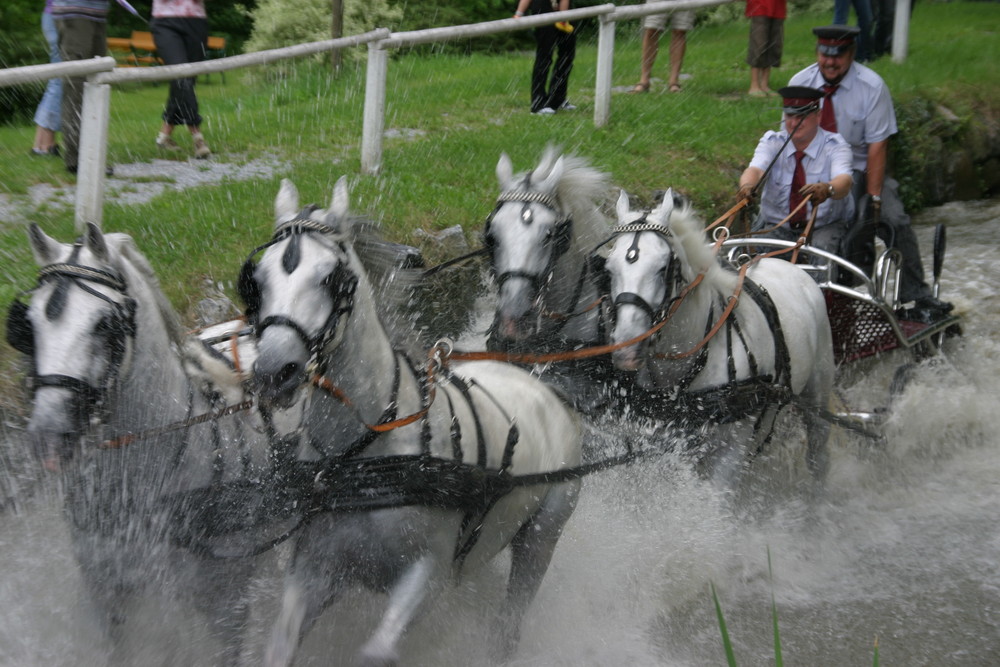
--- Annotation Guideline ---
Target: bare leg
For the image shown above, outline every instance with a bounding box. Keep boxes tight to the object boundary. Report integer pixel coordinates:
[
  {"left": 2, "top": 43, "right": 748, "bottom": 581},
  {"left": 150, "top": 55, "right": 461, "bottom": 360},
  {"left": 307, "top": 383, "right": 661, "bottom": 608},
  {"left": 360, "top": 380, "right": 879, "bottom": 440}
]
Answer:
[
  {"left": 32, "top": 125, "right": 57, "bottom": 153},
  {"left": 631, "top": 28, "right": 662, "bottom": 92},
  {"left": 760, "top": 66, "right": 773, "bottom": 95},
  {"left": 667, "top": 29, "right": 687, "bottom": 90},
  {"left": 749, "top": 67, "right": 766, "bottom": 95}
]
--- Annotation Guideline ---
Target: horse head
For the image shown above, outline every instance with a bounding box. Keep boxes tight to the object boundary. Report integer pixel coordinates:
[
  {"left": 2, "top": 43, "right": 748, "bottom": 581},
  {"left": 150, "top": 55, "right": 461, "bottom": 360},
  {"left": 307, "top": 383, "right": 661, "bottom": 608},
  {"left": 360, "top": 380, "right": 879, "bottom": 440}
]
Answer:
[
  {"left": 605, "top": 189, "right": 682, "bottom": 372},
  {"left": 12, "top": 223, "right": 139, "bottom": 468},
  {"left": 484, "top": 147, "right": 611, "bottom": 346},
  {"left": 244, "top": 177, "right": 361, "bottom": 409}
]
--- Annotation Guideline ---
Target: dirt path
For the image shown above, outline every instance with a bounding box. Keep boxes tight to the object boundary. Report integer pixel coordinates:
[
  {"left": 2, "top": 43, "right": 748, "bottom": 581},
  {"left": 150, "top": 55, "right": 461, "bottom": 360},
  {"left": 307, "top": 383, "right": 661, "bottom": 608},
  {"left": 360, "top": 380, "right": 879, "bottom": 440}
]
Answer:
[{"left": 0, "top": 154, "right": 290, "bottom": 227}]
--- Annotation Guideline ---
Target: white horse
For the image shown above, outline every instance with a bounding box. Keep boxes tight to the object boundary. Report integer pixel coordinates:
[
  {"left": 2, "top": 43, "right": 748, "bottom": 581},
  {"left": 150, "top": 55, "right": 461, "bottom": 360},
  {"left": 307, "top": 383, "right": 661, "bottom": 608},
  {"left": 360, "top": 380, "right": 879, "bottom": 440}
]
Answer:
[
  {"left": 484, "top": 146, "right": 615, "bottom": 406},
  {"left": 603, "top": 190, "right": 835, "bottom": 482},
  {"left": 243, "top": 177, "right": 582, "bottom": 667},
  {"left": 8, "top": 223, "right": 268, "bottom": 664}
]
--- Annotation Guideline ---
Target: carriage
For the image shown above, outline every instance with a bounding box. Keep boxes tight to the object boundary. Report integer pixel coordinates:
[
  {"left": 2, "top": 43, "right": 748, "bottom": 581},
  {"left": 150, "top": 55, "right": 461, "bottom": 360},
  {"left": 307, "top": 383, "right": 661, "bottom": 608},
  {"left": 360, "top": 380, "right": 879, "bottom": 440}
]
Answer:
[{"left": 720, "top": 227, "right": 962, "bottom": 368}]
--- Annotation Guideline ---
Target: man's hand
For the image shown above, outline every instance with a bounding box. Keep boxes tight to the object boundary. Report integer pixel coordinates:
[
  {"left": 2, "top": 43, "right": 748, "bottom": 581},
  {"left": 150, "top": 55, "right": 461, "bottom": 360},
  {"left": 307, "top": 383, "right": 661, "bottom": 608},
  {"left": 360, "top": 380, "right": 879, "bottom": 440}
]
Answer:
[
  {"left": 736, "top": 183, "right": 755, "bottom": 204},
  {"left": 799, "top": 182, "right": 832, "bottom": 204}
]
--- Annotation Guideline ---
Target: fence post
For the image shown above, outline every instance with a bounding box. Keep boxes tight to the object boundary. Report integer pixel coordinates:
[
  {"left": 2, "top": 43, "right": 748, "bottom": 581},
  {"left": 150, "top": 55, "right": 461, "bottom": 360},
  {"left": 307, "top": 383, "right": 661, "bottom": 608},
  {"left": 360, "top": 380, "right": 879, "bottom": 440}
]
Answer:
[
  {"left": 361, "top": 41, "right": 389, "bottom": 175},
  {"left": 594, "top": 15, "right": 616, "bottom": 128},
  {"left": 890, "top": 0, "right": 911, "bottom": 63},
  {"left": 75, "top": 80, "right": 112, "bottom": 233}
]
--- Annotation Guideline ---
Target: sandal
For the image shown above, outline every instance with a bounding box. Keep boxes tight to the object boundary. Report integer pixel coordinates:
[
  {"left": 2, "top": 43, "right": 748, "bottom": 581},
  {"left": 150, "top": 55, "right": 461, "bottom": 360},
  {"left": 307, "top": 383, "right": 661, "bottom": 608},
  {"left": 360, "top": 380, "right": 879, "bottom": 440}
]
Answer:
[
  {"left": 669, "top": 83, "right": 682, "bottom": 93},
  {"left": 628, "top": 82, "right": 651, "bottom": 94}
]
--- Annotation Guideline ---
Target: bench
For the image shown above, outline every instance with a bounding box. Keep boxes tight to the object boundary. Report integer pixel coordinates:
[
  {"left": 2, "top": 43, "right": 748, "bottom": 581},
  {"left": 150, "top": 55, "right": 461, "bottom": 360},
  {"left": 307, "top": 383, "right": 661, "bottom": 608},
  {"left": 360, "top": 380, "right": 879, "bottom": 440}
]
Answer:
[{"left": 106, "top": 31, "right": 228, "bottom": 81}]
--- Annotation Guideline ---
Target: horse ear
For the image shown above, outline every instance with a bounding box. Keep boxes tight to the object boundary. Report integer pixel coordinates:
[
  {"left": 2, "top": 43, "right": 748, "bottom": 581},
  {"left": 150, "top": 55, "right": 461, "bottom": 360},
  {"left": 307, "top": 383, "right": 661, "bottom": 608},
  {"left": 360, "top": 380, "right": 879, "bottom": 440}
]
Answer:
[
  {"left": 650, "top": 188, "right": 675, "bottom": 226},
  {"left": 84, "top": 222, "right": 110, "bottom": 262},
  {"left": 496, "top": 153, "right": 513, "bottom": 189},
  {"left": 275, "top": 178, "right": 299, "bottom": 222},
  {"left": 615, "top": 190, "right": 631, "bottom": 223},
  {"left": 27, "top": 223, "right": 62, "bottom": 266},
  {"left": 537, "top": 155, "right": 565, "bottom": 195},
  {"left": 329, "top": 175, "right": 350, "bottom": 222}
]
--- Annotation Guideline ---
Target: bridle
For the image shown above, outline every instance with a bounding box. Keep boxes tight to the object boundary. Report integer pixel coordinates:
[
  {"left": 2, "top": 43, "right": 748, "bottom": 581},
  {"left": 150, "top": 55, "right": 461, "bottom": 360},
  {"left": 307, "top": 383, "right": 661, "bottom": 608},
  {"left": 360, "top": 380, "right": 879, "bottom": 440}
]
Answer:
[
  {"left": 238, "top": 209, "right": 358, "bottom": 376},
  {"left": 608, "top": 218, "right": 682, "bottom": 330},
  {"left": 7, "top": 250, "right": 137, "bottom": 430},
  {"left": 483, "top": 187, "right": 573, "bottom": 296}
]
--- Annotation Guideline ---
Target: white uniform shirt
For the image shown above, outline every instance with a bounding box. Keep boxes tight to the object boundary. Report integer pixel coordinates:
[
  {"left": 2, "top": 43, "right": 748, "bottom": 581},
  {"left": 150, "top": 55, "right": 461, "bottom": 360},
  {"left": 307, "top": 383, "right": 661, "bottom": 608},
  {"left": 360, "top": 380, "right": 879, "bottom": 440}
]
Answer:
[
  {"left": 788, "top": 62, "right": 897, "bottom": 172},
  {"left": 750, "top": 127, "right": 855, "bottom": 227}
]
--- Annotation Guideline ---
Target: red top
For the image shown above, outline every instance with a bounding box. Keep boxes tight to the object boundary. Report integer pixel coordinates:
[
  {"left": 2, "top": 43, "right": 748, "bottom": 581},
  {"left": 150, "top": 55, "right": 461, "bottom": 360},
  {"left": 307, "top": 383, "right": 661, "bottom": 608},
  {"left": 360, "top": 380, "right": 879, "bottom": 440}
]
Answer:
[{"left": 746, "top": 0, "right": 786, "bottom": 19}]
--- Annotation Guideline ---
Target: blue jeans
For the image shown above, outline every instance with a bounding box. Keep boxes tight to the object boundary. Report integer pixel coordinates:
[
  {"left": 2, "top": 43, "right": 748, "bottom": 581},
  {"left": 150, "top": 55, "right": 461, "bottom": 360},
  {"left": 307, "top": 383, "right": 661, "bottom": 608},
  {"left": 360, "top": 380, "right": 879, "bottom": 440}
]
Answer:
[
  {"left": 833, "top": 0, "right": 874, "bottom": 62},
  {"left": 33, "top": 11, "right": 63, "bottom": 132}
]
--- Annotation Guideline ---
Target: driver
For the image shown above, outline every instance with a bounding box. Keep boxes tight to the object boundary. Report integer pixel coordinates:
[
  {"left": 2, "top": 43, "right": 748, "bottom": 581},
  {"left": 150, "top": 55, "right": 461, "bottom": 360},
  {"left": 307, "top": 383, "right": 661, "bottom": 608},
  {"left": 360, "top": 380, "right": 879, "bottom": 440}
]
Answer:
[{"left": 737, "top": 86, "right": 854, "bottom": 264}]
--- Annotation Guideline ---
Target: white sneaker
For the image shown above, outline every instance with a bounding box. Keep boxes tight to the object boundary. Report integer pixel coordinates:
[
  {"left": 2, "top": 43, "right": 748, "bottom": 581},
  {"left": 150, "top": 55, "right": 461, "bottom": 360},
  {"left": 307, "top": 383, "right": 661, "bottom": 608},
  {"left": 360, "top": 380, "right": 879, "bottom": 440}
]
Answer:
[
  {"left": 156, "top": 132, "right": 181, "bottom": 151},
  {"left": 560, "top": 101, "right": 577, "bottom": 111},
  {"left": 533, "top": 107, "right": 556, "bottom": 115}
]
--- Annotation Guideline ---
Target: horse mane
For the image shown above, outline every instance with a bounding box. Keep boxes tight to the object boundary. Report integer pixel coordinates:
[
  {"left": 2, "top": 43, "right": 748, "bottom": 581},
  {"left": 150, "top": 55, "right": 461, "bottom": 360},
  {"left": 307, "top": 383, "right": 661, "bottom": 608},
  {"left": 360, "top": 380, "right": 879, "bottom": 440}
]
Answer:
[
  {"left": 666, "top": 199, "right": 738, "bottom": 293},
  {"left": 319, "top": 213, "right": 426, "bottom": 352},
  {"left": 523, "top": 145, "right": 613, "bottom": 250},
  {"left": 101, "top": 232, "right": 187, "bottom": 345}
]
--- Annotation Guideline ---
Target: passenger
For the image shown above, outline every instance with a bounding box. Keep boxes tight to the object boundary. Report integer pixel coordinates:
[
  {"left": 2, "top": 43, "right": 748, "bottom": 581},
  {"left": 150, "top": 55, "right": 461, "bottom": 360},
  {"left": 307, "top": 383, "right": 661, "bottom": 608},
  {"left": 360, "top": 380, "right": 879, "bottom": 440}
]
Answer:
[
  {"left": 788, "top": 24, "right": 952, "bottom": 316},
  {"left": 737, "top": 86, "right": 854, "bottom": 265}
]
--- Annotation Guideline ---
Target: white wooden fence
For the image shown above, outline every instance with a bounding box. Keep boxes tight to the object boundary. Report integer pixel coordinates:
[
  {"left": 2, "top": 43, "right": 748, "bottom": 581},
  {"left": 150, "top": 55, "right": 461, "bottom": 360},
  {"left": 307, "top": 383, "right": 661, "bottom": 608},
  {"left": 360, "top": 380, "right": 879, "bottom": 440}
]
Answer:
[{"left": 0, "top": 0, "right": 912, "bottom": 231}]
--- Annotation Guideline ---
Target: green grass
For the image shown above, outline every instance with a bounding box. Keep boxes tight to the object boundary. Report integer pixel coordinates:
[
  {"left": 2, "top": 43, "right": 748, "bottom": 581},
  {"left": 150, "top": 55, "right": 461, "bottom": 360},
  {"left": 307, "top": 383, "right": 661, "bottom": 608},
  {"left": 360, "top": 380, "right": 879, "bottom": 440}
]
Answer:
[
  {"left": 0, "top": 3, "right": 997, "bottom": 322},
  {"left": 711, "top": 548, "right": 880, "bottom": 666}
]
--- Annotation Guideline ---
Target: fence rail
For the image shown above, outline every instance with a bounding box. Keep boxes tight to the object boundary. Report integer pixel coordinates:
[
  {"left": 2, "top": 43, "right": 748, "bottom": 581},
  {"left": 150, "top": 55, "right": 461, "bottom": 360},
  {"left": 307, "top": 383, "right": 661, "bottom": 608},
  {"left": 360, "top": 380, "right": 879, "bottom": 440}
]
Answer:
[{"left": 0, "top": 0, "right": 913, "bottom": 230}]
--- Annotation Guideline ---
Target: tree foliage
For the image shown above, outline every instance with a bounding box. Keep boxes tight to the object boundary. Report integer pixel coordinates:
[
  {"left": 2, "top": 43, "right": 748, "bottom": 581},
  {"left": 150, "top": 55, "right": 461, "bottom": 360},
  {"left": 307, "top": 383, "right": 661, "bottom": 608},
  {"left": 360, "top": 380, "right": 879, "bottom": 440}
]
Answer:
[{"left": 244, "top": 0, "right": 402, "bottom": 59}]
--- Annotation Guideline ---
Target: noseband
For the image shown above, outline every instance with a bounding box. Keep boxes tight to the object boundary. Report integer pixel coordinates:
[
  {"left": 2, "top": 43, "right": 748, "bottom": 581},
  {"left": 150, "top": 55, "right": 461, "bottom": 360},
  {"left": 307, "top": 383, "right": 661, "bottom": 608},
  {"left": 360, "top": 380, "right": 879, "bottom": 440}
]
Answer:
[
  {"left": 484, "top": 188, "right": 573, "bottom": 294},
  {"left": 9, "top": 252, "right": 138, "bottom": 426},
  {"left": 239, "top": 210, "right": 358, "bottom": 374}
]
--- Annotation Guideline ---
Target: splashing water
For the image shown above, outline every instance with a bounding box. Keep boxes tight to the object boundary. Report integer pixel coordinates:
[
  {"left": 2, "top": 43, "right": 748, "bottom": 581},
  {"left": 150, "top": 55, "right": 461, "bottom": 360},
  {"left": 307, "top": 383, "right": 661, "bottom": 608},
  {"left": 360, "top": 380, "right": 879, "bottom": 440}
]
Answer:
[{"left": 1, "top": 200, "right": 998, "bottom": 665}]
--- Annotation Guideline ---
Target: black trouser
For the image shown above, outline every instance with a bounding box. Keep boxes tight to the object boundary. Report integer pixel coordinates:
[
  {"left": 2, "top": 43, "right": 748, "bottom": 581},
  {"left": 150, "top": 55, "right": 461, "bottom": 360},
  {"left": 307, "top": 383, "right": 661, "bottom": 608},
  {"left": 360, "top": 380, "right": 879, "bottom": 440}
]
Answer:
[
  {"left": 152, "top": 17, "right": 208, "bottom": 127},
  {"left": 531, "top": 24, "right": 576, "bottom": 112},
  {"left": 850, "top": 170, "right": 932, "bottom": 302}
]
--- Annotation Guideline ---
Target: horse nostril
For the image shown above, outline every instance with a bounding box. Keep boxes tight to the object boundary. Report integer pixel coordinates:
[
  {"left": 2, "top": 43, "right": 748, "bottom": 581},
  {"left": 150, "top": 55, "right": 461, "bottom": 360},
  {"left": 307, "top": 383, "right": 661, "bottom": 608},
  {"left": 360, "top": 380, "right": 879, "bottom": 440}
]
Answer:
[{"left": 276, "top": 362, "right": 300, "bottom": 388}]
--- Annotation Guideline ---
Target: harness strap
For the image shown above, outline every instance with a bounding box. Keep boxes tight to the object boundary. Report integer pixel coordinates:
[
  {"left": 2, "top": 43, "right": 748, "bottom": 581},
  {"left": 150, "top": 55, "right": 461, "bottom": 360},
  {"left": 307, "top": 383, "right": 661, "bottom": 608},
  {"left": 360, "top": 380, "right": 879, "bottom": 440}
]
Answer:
[{"left": 740, "top": 279, "right": 791, "bottom": 388}]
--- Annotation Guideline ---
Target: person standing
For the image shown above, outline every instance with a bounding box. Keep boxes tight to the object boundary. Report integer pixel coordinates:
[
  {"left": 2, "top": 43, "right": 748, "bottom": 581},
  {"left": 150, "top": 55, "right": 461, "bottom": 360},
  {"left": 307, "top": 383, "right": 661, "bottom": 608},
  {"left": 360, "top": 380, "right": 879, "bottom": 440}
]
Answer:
[
  {"left": 737, "top": 86, "right": 854, "bottom": 262},
  {"left": 152, "top": 0, "right": 211, "bottom": 158},
  {"left": 32, "top": 0, "right": 63, "bottom": 157},
  {"left": 833, "top": 0, "right": 874, "bottom": 62},
  {"left": 51, "top": 0, "right": 109, "bottom": 174},
  {"left": 745, "top": 0, "right": 785, "bottom": 97},
  {"left": 628, "top": 2, "right": 695, "bottom": 94},
  {"left": 788, "top": 25, "right": 951, "bottom": 315},
  {"left": 514, "top": 0, "right": 577, "bottom": 115}
]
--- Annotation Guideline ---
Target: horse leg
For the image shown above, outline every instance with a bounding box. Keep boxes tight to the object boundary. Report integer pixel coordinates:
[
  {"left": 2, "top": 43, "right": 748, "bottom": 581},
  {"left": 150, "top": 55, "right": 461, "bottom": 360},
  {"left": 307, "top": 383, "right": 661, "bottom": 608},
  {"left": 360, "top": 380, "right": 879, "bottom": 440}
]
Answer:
[
  {"left": 494, "top": 482, "right": 580, "bottom": 662},
  {"left": 191, "top": 556, "right": 256, "bottom": 667},
  {"left": 804, "top": 407, "right": 832, "bottom": 483},
  {"left": 356, "top": 553, "right": 448, "bottom": 667},
  {"left": 264, "top": 551, "right": 346, "bottom": 667}
]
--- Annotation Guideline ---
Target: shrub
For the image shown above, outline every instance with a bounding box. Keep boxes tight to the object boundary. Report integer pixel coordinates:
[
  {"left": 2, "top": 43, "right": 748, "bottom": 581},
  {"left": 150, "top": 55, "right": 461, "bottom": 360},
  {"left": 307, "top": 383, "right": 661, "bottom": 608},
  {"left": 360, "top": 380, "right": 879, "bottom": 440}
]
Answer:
[{"left": 244, "top": 0, "right": 403, "bottom": 61}]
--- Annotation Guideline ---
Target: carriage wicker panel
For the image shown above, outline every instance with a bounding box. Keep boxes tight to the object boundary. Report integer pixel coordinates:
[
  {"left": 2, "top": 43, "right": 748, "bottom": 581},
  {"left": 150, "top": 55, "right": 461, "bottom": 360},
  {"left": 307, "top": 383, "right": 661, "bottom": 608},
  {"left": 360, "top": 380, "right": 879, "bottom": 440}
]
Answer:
[{"left": 827, "top": 292, "right": 900, "bottom": 364}]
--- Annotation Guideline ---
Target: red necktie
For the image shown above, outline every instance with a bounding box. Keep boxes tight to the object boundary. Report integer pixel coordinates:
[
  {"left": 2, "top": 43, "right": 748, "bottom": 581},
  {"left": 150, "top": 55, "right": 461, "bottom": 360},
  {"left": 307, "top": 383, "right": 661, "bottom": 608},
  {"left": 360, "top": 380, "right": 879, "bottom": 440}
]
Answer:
[
  {"left": 821, "top": 84, "right": 839, "bottom": 132},
  {"left": 789, "top": 150, "right": 807, "bottom": 227}
]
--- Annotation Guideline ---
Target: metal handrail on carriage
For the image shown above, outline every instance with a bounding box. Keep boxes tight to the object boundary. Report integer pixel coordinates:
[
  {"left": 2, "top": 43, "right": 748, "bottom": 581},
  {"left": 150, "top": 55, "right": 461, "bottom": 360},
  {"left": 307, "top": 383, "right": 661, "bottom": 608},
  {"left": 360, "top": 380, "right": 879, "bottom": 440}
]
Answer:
[{"left": 720, "top": 237, "right": 961, "bottom": 364}]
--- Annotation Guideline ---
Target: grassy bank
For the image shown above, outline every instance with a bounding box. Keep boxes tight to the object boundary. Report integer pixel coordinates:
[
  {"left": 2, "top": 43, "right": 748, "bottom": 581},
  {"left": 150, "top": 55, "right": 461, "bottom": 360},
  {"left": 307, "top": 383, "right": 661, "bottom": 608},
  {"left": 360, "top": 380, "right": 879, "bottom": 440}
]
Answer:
[{"left": 1, "top": 3, "right": 997, "bottom": 322}]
